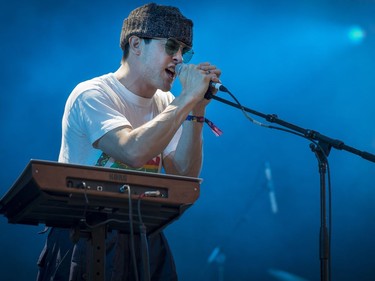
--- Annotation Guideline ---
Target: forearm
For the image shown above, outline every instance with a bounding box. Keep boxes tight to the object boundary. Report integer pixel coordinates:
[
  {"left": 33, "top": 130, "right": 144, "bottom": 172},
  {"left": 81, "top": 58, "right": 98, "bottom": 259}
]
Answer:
[
  {"left": 97, "top": 94, "right": 197, "bottom": 168},
  {"left": 165, "top": 119, "right": 204, "bottom": 177},
  {"left": 98, "top": 63, "right": 220, "bottom": 170}
]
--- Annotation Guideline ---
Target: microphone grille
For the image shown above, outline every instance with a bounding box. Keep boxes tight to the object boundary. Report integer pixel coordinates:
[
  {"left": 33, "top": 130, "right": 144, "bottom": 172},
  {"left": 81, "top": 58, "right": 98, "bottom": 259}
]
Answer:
[{"left": 175, "top": 63, "right": 184, "bottom": 76}]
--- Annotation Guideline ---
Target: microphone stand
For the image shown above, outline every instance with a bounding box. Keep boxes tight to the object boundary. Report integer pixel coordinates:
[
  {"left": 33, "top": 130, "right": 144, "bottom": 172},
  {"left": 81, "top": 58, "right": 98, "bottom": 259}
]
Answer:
[
  {"left": 208, "top": 93, "right": 375, "bottom": 281},
  {"left": 207, "top": 247, "right": 226, "bottom": 281},
  {"left": 209, "top": 94, "right": 375, "bottom": 162}
]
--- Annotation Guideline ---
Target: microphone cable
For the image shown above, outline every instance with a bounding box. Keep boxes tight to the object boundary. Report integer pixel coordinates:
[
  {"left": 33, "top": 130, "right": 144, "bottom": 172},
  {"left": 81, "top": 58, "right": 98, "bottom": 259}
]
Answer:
[{"left": 215, "top": 85, "right": 332, "bottom": 281}]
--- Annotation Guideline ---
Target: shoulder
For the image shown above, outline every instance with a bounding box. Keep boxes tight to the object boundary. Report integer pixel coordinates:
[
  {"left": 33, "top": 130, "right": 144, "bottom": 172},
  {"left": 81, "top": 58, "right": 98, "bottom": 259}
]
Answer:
[
  {"left": 74, "top": 74, "right": 113, "bottom": 96},
  {"left": 67, "top": 74, "right": 116, "bottom": 105}
]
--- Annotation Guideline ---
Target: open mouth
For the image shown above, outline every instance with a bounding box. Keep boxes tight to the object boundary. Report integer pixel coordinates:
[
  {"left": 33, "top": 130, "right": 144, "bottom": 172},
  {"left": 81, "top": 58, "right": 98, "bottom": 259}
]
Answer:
[{"left": 165, "top": 67, "right": 176, "bottom": 79}]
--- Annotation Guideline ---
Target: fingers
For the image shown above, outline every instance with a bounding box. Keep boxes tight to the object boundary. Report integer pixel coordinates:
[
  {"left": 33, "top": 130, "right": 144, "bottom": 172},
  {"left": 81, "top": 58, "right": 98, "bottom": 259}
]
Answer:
[
  {"left": 196, "top": 62, "right": 221, "bottom": 82},
  {"left": 197, "top": 63, "right": 220, "bottom": 74},
  {"left": 179, "top": 62, "right": 222, "bottom": 98}
]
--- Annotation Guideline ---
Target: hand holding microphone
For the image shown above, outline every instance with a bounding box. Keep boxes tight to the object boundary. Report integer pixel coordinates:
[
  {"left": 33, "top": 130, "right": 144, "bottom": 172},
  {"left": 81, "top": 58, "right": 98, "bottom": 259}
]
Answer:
[{"left": 175, "top": 63, "right": 228, "bottom": 100}]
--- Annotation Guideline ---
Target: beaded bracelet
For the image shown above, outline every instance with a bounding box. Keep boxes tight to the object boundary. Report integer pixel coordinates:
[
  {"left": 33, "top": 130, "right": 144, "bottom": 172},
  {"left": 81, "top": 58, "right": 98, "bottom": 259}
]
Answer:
[{"left": 185, "top": 115, "right": 223, "bottom": 136}]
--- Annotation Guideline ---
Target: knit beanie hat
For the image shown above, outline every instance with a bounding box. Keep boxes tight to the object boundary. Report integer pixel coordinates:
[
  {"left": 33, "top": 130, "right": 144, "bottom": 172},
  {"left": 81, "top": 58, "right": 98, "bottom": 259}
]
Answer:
[{"left": 120, "top": 3, "right": 193, "bottom": 50}]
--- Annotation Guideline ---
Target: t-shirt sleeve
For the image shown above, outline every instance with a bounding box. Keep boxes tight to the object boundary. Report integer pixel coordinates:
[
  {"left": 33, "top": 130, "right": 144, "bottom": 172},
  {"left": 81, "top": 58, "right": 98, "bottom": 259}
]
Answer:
[{"left": 73, "top": 89, "right": 131, "bottom": 146}]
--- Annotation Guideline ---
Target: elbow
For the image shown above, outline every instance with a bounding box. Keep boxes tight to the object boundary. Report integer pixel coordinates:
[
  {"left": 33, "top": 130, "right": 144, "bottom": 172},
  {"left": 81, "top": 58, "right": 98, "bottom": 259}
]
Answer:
[
  {"left": 126, "top": 158, "right": 148, "bottom": 169},
  {"left": 165, "top": 157, "right": 201, "bottom": 177},
  {"left": 176, "top": 166, "right": 201, "bottom": 178},
  {"left": 118, "top": 149, "right": 152, "bottom": 169}
]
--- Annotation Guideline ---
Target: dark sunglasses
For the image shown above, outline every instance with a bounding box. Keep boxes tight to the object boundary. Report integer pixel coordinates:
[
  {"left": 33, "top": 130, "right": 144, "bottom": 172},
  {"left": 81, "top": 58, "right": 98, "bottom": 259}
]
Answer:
[{"left": 151, "top": 37, "right": 194, "bottom": 63}]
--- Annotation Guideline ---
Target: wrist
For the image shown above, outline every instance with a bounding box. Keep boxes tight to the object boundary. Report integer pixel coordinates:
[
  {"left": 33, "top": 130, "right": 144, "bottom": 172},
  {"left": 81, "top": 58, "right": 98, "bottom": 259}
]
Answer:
[
  {"left": 191, "top": 103, "right": 206, "bottom": 116},
  {"left": 185, "top": 115, "right": 223, "bottom": 137},
  {"left": 185, "top": 115, "right": 205, "bottom": 123}
]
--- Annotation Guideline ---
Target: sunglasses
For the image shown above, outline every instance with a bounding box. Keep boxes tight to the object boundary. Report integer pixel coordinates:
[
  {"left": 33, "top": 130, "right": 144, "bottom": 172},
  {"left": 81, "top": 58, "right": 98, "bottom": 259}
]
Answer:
[{"left": 151, "top": 37, "right": 194, "bottom": 63}]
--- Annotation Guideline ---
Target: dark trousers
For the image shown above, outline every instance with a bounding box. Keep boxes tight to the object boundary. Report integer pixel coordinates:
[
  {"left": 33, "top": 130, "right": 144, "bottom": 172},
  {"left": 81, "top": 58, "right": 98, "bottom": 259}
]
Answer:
[{"left": 36, "top": 228, "right": 178, "bottom": 281}]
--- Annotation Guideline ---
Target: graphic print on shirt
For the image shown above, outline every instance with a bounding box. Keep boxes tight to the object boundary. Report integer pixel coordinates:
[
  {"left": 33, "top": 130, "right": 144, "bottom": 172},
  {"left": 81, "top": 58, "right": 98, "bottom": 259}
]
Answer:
[{"left": 95, "top": 152, "right": 161, "bottom": 173}]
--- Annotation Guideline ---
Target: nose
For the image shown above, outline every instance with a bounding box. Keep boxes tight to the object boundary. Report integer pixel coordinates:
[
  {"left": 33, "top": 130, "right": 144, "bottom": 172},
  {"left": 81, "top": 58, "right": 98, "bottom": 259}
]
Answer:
[{"left": 172, "top": 47, "right": 184, "bottom": 63}]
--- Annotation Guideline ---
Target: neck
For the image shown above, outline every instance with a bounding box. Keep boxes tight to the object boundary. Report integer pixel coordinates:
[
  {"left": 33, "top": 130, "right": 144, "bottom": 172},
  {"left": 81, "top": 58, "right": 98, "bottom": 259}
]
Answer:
[{"left": 114, "top": 63, "right": 156, "bottom": 98}]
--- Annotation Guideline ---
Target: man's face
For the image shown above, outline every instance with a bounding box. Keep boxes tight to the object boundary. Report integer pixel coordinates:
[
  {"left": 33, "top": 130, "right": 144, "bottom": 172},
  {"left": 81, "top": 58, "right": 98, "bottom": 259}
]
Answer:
[{"left": 139, "top": 38, "right": 188, "bottom": 92}]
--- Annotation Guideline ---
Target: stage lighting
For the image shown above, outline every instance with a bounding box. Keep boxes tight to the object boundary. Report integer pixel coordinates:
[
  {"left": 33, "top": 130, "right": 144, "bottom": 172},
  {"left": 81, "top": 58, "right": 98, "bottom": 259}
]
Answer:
[{"left": 348, "top": 25, "right": 366, "bottom": 44}]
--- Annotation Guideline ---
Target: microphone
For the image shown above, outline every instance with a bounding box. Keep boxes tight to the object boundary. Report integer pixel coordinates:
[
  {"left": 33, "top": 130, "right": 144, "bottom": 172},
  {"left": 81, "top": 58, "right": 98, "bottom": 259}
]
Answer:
[
  {"left": 175, "top": 63, "right": 228, "bottom": 99},
  {"left": 265, "top": 161, "right": 278, "bottom": 214},
  {"left": 207, "top": 82, "right": 228, "bottom": 94}
]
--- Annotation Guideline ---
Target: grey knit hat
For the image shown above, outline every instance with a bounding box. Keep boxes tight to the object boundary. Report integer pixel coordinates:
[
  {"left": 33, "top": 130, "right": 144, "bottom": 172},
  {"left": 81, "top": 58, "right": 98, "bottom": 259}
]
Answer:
[{"left": 120, "top": 3, "right": 193, "bottom": 50}]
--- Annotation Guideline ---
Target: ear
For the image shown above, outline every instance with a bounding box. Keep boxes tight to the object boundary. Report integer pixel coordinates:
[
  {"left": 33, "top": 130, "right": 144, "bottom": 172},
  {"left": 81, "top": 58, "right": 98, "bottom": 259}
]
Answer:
[{"left": 128, "top": 36, "right": 142, "bottom": 56}]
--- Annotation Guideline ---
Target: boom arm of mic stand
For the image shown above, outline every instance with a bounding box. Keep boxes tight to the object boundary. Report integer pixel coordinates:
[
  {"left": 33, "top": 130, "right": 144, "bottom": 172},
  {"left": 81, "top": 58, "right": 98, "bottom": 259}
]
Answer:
[
  {"left": 210, "top": 93, "right": 375, "bottom": 281},
  {"left": 210, "top": 94, "right": 375, "bottom": 163}
]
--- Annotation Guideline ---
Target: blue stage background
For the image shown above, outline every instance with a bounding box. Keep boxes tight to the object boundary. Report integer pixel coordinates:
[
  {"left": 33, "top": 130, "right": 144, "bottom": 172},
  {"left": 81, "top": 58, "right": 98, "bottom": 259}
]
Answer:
[{"left": 1, "top": 0, "right": 374, "bottom": 280}]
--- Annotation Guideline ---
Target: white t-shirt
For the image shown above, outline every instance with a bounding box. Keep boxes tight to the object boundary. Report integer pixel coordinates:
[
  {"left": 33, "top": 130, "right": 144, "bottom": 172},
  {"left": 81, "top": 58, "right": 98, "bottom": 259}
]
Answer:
[{"left": 58, "top": 73, "right": 181, "bottom": 173}]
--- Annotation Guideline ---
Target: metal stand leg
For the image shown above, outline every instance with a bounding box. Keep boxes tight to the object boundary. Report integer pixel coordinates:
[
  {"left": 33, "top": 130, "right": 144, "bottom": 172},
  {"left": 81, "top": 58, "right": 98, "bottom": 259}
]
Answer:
[{"left": 88, "top": 225, "right": 106, "bottom": 281}]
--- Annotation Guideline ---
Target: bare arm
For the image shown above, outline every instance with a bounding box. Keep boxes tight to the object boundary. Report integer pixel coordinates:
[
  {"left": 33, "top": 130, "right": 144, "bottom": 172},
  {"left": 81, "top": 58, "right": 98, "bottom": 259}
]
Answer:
[
  {"left": 163, "top": 116, "right": 204, "bottom": 177},
  {"left": 97, "top": 63, "right": 220, "bottom": 176},
  {"left": 96, "top": 95, "right": 197, "bottom": 168},
  {"left": 163, "top": 63, "right": 222, "bottom": 177}
]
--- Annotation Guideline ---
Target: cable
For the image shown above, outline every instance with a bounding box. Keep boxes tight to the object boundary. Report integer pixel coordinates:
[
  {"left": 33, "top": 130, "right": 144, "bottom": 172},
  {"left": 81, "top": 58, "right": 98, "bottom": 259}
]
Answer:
[
  {"left": 82, "top": 219, "right": 131, "bottom": 229},
  {"left": 124, "top": 184, "right": 140, "bottom": 281},
  {"left": 50, "top": 181, "right": 88, "bottom": 279},
  {"left": 221, "top": 89, "right": 333, "bottom": 280},
  {"left": 78, "top": 183, "right": 140, "bottom": 281},
  {"left": 51, "top": 248, "right": 72, "bottom": 280},
  {"left": 137, "top": 194, "right": 145, "bottom": 225},
  {"left": 138, "top": 194, "right": 151, "bottom": 281},
  {"left": 224, "top": 89, "right": 270, "bottom": 128}
]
